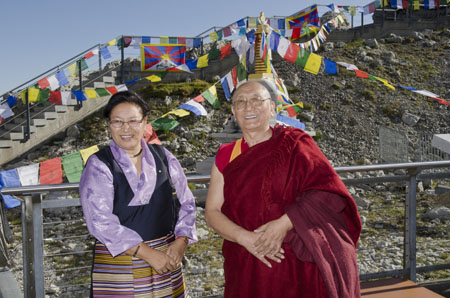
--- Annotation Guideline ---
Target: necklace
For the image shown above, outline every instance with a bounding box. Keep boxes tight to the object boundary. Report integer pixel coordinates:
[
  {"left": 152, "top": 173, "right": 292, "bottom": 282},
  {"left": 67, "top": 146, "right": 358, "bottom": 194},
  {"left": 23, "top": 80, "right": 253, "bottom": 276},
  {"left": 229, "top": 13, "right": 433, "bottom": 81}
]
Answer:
[{"left": 130, "top": 147, "right": 143, "bottom": 158}]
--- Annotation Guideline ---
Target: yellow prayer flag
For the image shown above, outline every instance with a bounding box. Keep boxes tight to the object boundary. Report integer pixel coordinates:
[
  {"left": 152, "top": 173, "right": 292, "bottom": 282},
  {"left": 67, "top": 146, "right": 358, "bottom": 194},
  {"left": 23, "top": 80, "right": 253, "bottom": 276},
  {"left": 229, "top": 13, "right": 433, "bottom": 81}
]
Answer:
[
  {"left": 169, "top": 109, "right": 190, "bottom": 117},
  {"left": 337, "top": 15, "right": 345, "bottom": 25},
  {"left": 160, "top": 36, "right": 169, "bottom": 44},
  {"left": 248, "top": 17, "right": 257, "bottom": 29},
  {"left": 68, "top": 63, "right": 78, "bottom": 77},
  {"left": 107, "top": 39, "right": 116, "bottom": 46},
  {"left": 208, "top": 85, "right": 217, "bottom": 97},
  {"left": 145, "top": 75, "right": 162, "bottom": 82},
  {"left": 209, "top": 31, "right": 218, "bottom": 42},
  {"left": 28, "top": 87, "right": 40, "bottom": 102},
  {"left": 80, "top": 145, "right": 99, "bottom": 164},
  {"left": 84, "top": 89, "right": 97, "bottom": 99},
  {"left": 19, "top": 89, "right": 27, "bottom": 104},
  {"left": 197, "top": 54, "right": 209, "bottom": 68},
  {"left": 375, "top": 77, "right": 396, "bottom": 90},
  {"left": 304, "top": 53, "right": 322, "bottom": 75},
  {"left": 413, "top": 0, "right": 419, "bottom": 10}
]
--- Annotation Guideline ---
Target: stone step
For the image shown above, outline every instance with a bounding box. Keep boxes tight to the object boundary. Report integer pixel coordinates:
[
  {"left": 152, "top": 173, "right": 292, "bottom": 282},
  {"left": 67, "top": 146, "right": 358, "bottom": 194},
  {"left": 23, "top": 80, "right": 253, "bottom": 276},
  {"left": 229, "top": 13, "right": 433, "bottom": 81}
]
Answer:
[
  {"left": 4, "top": 123, "right": 36, "bottom": 134},
  {"left": 103, "top": 76, "right": 115, "bottom": 84},
  {"left": 35, "top": 111, "right": 58, "bottom": 120},
  {"left": 0, "top": 139, "right": 12, "bottom": 148},
  {"left": 12, "top": 117, "right": 47, "bottom": 127},
  {"left": 55, "top": 105, "right": 68, "bottom": 113},
  {"left": 93, "top": 81, "right": 106, "bottom": 88},
  {"left": 0, "top": 129, "right": 24, "bottom": 140},
  {"left": 111, "top": 71, "right": 118, "bottom": 77}
]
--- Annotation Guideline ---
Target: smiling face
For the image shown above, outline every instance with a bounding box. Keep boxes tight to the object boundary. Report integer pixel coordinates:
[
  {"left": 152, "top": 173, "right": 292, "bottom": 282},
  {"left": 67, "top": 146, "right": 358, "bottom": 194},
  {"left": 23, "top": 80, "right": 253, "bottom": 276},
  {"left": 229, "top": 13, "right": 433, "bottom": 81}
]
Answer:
[
  {"left": 108, "top": 102, "right": 147, "bottom": 155},
  {"left": 231, "top": 82, "right": 275, "bottom": 134}
]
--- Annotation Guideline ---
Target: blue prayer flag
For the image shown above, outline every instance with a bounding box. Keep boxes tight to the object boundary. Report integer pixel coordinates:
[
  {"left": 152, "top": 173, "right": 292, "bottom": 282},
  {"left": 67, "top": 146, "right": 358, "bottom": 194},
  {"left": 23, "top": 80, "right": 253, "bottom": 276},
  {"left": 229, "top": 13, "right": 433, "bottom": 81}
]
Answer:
[
  {"left": 277, "top": 19, "right": 285, "bottom": 29},
  {"left": 237, "top": 18, "right": 246, "bottom": 27},
  {"left": 193, "top": 38, "right": 202, "bottom": 48},
  {"left": 72, "top": 90, "right": 86, "bottom": 101},
  {"left": 142, "top": 36, "right": 151, "bottom": 44},
  {"left": 56, "top": 71, "right": 69, "bottom": 86},
  {"left": 186, "top": 59, "right": 198, "bottom": 70},
  {"left": 6, "top": 95, "right": 16, "bottom": 108},
  {"left": 125, "top": 77, "right": 139, "bottom": 85},
  {"left": 269, "top": 31, "right": 280, "bottom": 51},
  {"left": 324, "top": 58, "right": 337, "bottom": 74},
  {"left": 220, "top": 77, "right": 231, "bottom": 100},
  {"left": 246, "top": 30, "right": 256, "bottom": 44},
  {"left": 100, "top": 46, "right": 112, "bottom": 59},
  {"left": 399, "top": 85, "right": 417, "bottom": 91},
  {"left": 239, "top": 28, "right": 247, "bottom": 36},
  {"left": 276, "top": 114, "right": 306, "bottom": 130},
  {"left": 0, "top": 169, "right": 21, "bottom": 208}
]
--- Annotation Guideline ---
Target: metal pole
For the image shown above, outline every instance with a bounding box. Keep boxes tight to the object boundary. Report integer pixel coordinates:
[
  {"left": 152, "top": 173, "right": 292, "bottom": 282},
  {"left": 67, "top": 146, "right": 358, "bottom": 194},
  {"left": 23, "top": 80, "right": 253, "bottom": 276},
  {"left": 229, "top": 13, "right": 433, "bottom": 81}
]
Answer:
[
  {"left": 351, "top": 15, "right": 354, "bottom": 28},
  {"left": 361, "top": 12, "right": 364, "bottom": 36},
  {"left": 382, "top": 3, "right": 385, "bottom": 27},
  {"left": 22, "top": 89, "right": 30, "bottom": 143},
  {"left": 76, "top": 59, "right": 83, "bottom": 111},
  {"left": 98, "top": 46, "right": 102, "bottom": 71},
  {"left": 404, "top": 168, "right": 418, "bottom": 282},
  {"left": 22, "top": 194, "right": 44, "bottom": 298},
  {"left": 120, "top": 36, "right": 125, "bottom": 84}
]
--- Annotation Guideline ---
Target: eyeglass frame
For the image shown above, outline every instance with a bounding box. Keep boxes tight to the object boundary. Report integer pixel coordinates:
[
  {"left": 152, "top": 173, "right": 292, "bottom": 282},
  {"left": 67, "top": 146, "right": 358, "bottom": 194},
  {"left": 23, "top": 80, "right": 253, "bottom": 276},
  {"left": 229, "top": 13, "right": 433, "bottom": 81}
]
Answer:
[
  {"left": 108, "top": 118, "right": 145, "bottom": 128},
  {"left": 232, "top": 97, "right": 271, "bottom": 110}
]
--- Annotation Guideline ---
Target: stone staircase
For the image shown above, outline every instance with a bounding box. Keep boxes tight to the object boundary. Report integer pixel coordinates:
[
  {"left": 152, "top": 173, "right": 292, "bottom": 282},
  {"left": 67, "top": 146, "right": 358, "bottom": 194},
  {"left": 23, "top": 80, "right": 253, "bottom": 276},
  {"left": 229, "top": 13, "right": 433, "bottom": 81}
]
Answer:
[{"left": 0, "top": 68, "right": 122, "bottom": 165}]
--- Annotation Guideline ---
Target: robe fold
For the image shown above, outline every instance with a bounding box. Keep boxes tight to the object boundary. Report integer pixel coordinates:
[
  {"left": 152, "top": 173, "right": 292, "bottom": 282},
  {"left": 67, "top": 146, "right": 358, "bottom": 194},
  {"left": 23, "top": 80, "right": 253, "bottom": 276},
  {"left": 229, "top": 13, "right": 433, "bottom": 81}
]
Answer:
[{"left": 220, "top": 125, "right": 361, "bottom": 298}]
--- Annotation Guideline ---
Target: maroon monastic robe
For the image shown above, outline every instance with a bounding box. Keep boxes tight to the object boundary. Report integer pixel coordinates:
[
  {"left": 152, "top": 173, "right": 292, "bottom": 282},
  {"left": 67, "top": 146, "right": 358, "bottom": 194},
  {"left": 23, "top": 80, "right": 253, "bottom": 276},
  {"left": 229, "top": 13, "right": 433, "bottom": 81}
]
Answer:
[{"left": 220, "top": 125, "right": 361, "bottom": 298}]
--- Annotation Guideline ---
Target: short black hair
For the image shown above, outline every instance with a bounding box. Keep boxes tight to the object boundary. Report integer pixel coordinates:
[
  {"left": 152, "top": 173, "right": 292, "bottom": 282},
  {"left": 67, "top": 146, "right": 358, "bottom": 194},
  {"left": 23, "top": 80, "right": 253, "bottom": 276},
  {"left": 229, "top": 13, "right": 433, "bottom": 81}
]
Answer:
[{"left": 103, "top": 90, "right": 150, "bottom": 119}]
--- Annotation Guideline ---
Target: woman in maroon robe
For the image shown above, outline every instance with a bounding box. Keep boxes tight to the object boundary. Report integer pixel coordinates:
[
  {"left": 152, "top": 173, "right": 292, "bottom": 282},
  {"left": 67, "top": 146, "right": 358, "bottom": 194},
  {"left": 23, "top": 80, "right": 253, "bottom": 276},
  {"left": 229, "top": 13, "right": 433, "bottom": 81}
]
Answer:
[{"left": 205, "top": 80, "right": 361, "bottom": 298}]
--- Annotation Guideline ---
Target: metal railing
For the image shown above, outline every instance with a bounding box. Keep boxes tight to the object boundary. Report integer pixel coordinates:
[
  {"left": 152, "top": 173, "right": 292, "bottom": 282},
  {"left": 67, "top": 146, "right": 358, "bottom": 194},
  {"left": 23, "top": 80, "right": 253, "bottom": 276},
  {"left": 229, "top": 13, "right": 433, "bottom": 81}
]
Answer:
[{"left": 1, "top": 160, "right": 450, "bottom": 297}]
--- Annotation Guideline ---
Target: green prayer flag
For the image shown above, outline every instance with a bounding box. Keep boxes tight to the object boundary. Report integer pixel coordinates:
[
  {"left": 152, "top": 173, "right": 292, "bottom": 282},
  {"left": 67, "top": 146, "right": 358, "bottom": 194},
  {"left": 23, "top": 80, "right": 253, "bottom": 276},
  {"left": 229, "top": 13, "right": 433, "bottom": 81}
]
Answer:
[
  {"left": 169, "top": 37, "right": 178, "bottom": 44},
  {"left": 202, "top": 86, "right": 220, "bottom": 109},
  {"left": 95, "top": 88, "right": 110, "bottom": 97},
  {"left": 151, "top": 117, "right": 180, "bottom": 131},
  {"left": 368, "top": 74, "right": 377, "bottom": 81},
  {"left": 80, "top": 58, "right": 88, "bottom": 71},
  {"left": 236, "top": 62, "right": 247, "bottom": 82},
  {"left": 37, "top": 88, "right": 50, "bottom": 105},
  {"left": 295, "top": 49, "right": 310, "bottom": 68},
  {"left": 208, "top": 49, "right": 221, "bottom": 60},
  {"left": 61, "top": 152, "right": 84, "bottom": 183},
  {"left": 217, "top": 30, "right": 223, "bottom": 41}
]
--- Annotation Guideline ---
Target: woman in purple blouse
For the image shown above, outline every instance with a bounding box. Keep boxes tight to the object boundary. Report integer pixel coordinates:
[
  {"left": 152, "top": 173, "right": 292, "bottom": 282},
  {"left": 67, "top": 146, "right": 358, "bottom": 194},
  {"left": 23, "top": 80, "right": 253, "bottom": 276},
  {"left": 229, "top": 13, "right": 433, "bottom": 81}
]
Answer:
[{"left": 80, "top": 91, "right": 197, "bottom": 297}]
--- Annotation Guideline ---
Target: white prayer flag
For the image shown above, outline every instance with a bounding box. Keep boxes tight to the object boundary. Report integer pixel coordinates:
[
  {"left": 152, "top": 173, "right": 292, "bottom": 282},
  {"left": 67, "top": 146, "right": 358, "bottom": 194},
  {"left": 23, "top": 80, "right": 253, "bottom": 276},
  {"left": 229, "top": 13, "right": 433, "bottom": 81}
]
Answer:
[
  {"left": 277, "top": 37, "right": 290, "bottom": 57},
  {"left": 17, "top": 163, "right": 39, "bottom": 186},
  {"left": 61, "top": 91, "right": 72, "bottom": 105},
  {"left": 0, "top": 103, "right": 14, "bottom": 119},
  {"left": 47, "top": 75, "right": 60, "bottom": 91},
  {"left": 116, "top": 84, "right": 128, "bottom": 92},
  {"left": 337, "top": 61, "right": 359, "bottom": 70},
  {"left": 225, "top": 72, "right": 235, "bottom": 93}
]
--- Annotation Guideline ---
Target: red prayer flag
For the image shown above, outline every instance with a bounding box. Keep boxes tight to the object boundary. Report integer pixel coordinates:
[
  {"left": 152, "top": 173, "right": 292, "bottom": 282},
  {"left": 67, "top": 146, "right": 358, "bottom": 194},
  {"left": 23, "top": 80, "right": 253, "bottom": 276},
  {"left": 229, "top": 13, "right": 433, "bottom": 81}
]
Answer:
[
  {"left": 144, "top": 123, "right": 162, "bottom": 144},
  {"left": 291, "top": 28, "right": 301, "bottom": 40},
  {"left": 106, "top": 86, "right": 118, "bottom": 95},
  {"left": 402, "top": 0, "right": 408, "bottom": 8},
  {"left": 231, "top": 67, "right": 237, "bottom": 87},
  {"left": 284, "top": 43, "right": 300, "bottom": 63},
  {"left": 193, "top": 94, "right": 205, "bottom": 103},
  {"left": 220, "top": 43, "right": 232, "bottom": 59},
  {"left": 49, "top": 91, "right": 62, "bottom": 104},
  {"left": 223, "top": 27, "right": 232, "bottom": 37},
  {"left": 354, "top": 69, "right": 369, "bottom": 78},
  {"left": 38, "top": 78, "right": 50, "bottom": 90},
  {"left": 0, "top": 116, "right": 4, "bottom": 124},
  {"left": 40, "top": 157, "right": 63, "bottom": 184},
  {"left": 178, "top": 37, "right": 186, "bottom": 44},
  {"left": 84, "top": 51, "right": 94, "bottom": 59}
]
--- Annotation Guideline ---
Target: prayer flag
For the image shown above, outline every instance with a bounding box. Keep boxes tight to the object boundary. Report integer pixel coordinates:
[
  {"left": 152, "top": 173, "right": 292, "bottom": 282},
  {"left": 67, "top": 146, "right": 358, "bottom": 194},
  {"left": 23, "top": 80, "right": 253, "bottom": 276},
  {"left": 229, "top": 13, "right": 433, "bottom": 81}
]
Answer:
[
  {"left": 162, "top": 109, "right": 190, "bottom": 118},
  {"left": 284, "top": 43, "right": 300, "bottom": 63},
  {"left": 39, "top": 157, "right": 63, "bottom": 185},
  {"left": 141, "top": 44, "right": 186, "bottom": 71},
  {"left": 225, "top": 72, "right": 235, "bottom": 94},
  {"left": 223, "top": 27, "right": 232, "bottom": 37},
  {"left": 0, "top": 103, "right": 14, "bottom": 119},
  {"left": 304, "top": 53, "right": 322, "bottom": 75},
  {"left": 95, "top": 88, "right": 110, "bottom": 97},
  {"left": 125, "top": 77, "right": 139, "bottom": 85},
  {"left": 193, "top": 94, "right": 205, "bottom": 103},
  {"left": 159, "top": 37, "right": 169, "bottom": 44},
  {"left": 47, "top": 75, "right": 60, "bottom": 90},
  {"left": 6, "top": 95, "right": 16, "bottom": 108},
  {"left": 37, "top": 89, "right": 50, "bottom": 105},
  {"left": 231, "top": 67, "right": 238, "bottom": 87},
  {"left": 276, "top": 114, "right": 306, "bottom": 130},
  {"left": 29, "top": 87, "right": 40, "bottom": 102},
  {"left": 287, "top": 5, "right": 319, "bottom": 29},
  {"left": 209, "top": 31, "right": 218, "bottom": 42},
  {"left": 0, "top": 169, "right": 21, "bottom": 208},
  {"left": 100, "top": 46, "right": 112, "bottom": 59},
  {"left": 177, "top": 37, "right": 186, "bottom": 44},
  {"left": 246, "top": 30, "right": 256, "bottom": 44},
  {"left": 248, "top": 17, "right": 257, "bottom": 29},
  {"left": 17, "top": 164, "right": 39, "bottom": 186},
  {"left": 116, "top": 84, "right": 128, "bottom": 92},
  {"left": 277, "top": 101, "right": 303, "bottom": 117},
  {"left": 61, "top": 152, "right": 84, "bottom": 183},
  {"left": 68, "top": 63, "right": 78, "bottom": 77},
  {"left": 324, "top": 58, "right": 337, "bottom": 74},
  {"left": 354, "top": 69, "right": 369, "bottom": 78},
  {"left": 145, "top": 73, "right": 164, "bottom": 83},
  {"left": 221, "top": 77, "right": 231, "bottom": 100},
  {"left": 336, "top": 61, "right": 358, "bottom": 70},
  {"left": 84, "top": 89, "right": 97, "bottom": 99},
  {"left": 142, "top": 36, "right": 151, "bottom": 44},
  {"left": 208, "top": 49, "right": 220, "bottom": 60},
  {"left": 38, "top": 77, "right": 50, "bottom": 90},
  {"left": 49, "top": 91, "right": 62, "bottom": 105},
  {"left": 186, "top": 59, "right": 198, "bottom": 70},
  {"left": 414, "top": 0, "right": 420, "bottom": 10},
  {"left": 61, "top": 91, "right": 72, "bottom": 105},
  {"left": 295, "top": 48, "right": 310, "bottom": 68},
  {"left": 220, "top": 43, "right": 232, "bottom": 59},
  {"left": 169, "top": 37, "right": 178, "bottom": 44},
  {"left": 391, "top": 0, "right": 403, "bottom": 8},
  {"left": 80, "top": 58, "right": 88, "bottom": 71},
  {"left": 72, "top": 90, "right": 86, "bottom": 101},
  {"left": 424, "top": 0, "right": 436, "bottom": 8},
  {"left": 375, "top": 77, "right": 395, "bottom": 90},
  {"left": 202, "top": 85, "right": 220, "bottom": 109},
  {"left": 236, "top": 61, "right": 247, "bottom": 82},
  {"left": 56, "top": 71, "right": 69, "bottom": 86},
  {"left": 151, "top": 117, "right": 180, "bottom": 130},
  {"left": 144, "top": 123, "right": 162, "bottom": 145},
  {"left": 269, "top": 31, "right": 280, "bottom": 51},
  {"left": 179, "top": 99, "right": 208, "bottom": 116},
  {"left": 106, "top": 86, "right": 118, "bottom": 95},
  {"left": 237, "top": 18, "right": 246, "bottom": 27},
  {"left": 19, "top": 89, "right": 27, "bottom": 104},
  {"left": 197, "top": 54, "right": 209, "bottom": 68},
  {"left": 232, "top": 36, "right": 250, "bottom": 60},
  {"left": 107, "top": 38, "right": 116, "bottom": 46},
  {"left": 84, "top": 51, "right": 94, "bottom": 59},
  {"left": 277, "top": 37, "right": 290, "bottom": 57},
  {"left": 239, "top": 28, "right": 247, "bottom": 35},
  {"left": 193, "top": 38, "right": 201, "bottom": 48},
  {"left": 80, "top": 145, "right": 99, "bottom": 164}
]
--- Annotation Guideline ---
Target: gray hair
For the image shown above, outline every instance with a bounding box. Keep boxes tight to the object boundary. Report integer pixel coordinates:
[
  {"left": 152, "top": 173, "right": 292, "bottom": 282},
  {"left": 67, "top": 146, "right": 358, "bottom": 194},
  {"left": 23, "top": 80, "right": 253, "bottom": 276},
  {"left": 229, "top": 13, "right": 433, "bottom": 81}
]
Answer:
[{"left": 234, "top": 79, "right": 279, "bottom": 102}]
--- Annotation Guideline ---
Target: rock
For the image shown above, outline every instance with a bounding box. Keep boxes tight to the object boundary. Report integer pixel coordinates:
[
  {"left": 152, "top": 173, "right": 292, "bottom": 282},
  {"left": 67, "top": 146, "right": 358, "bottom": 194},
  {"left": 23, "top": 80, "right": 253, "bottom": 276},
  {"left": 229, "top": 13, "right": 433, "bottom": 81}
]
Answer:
[
  {"left": 164, "top": 96, "right": 172, "bottom": 106},
  {"left": 402, "top": 112, "right": 420, "bottom": 126},
  {"left": 66, "top": 125, "right": 80, "bottom": 138},
  {"left": 353, "top": 195, "right": 371, "bottom": 208},
  {"left": 422, "top": 40, "right": 437, "bottom": 47},
  {"left": 423, "top": 206, "right": 450, "bottom": 220},
  {"left": 411, "top": 31, "right": 425, "bottom": 41},
  {"left": 323, "top": 42, "right": 334, "bottom": 51},
  {"left": 300, "top": 111, "right": 314, "bottom": 122},
  {"left": 386, "top": 34, "right": 404, "bottom": 43},
  {"left": 365, "top": 39, "right": 379, "bottom": 48}
]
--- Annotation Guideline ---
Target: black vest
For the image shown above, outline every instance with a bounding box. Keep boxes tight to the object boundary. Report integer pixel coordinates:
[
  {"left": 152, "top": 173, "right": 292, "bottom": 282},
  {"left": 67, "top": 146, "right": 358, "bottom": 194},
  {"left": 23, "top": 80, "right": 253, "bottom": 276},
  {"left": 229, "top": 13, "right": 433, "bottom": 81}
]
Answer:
[{"left": 94, "top": 144, "right": 178, "bottom": 241}]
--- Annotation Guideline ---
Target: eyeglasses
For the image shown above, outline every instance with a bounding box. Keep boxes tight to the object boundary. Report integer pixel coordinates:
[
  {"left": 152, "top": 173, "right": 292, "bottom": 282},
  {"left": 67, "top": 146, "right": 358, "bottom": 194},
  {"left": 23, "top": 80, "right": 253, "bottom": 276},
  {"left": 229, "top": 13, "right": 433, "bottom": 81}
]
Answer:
[
  {"left": 109, "top": 118, "right": 144, "bottom": 128},
  {"left": 232, "top": 97, "right": 270, "bottom": 110}
]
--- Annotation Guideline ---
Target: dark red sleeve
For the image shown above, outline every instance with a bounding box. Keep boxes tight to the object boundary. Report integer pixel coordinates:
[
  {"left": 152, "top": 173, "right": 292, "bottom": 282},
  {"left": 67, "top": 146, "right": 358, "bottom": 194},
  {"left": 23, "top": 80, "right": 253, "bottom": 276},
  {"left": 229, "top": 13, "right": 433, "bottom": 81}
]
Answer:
[{"left": 215, "top": 142, "right": 236, "bottom": 173}]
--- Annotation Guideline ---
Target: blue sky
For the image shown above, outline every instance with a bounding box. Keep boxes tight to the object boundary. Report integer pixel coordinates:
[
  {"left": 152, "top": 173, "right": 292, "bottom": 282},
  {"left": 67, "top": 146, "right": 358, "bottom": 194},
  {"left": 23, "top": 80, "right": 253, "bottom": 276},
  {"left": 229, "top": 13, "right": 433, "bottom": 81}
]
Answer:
[{"left": 0, "top": 0, "right": 373, "bottom": 96}]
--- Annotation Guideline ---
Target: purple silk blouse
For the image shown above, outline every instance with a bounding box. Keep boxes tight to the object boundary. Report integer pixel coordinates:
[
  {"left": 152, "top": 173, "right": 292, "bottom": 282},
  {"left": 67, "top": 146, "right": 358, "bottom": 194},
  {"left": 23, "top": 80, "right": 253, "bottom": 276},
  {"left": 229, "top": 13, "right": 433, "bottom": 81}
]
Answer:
[{"left": 80, "top": 139, "right": 197, "bottom": 257}]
